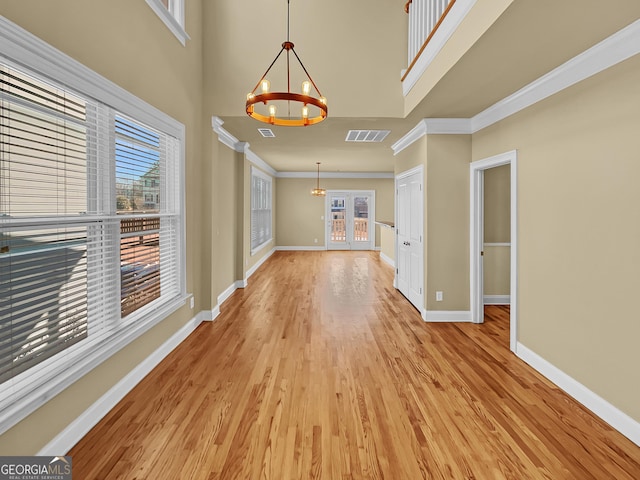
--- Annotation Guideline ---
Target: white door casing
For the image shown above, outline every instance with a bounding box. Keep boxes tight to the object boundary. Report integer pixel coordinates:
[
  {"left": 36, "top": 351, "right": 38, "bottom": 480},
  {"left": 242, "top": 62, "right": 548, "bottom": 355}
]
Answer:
[
  {"left": 470, "top": 150, "right": 518, "bottom": 352},
  {"left": 396, "top": 166, "right": 424, "bottom": 312}
]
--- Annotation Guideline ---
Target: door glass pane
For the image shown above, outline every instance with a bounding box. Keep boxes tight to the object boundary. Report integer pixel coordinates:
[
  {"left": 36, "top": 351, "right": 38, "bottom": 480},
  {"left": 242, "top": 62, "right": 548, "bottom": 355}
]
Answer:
[
  {"left": 353, "top": 196, "right": 368, "bottom": 241},
  {"left": 331, "top": 197, "right": 346, "bottom": 243}
]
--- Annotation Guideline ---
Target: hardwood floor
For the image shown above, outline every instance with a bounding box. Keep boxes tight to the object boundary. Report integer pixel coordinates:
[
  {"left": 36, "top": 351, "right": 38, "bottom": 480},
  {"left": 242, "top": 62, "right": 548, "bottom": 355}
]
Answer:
[{"left": 69, "top": 251, "right": 640, "bottom": 479}]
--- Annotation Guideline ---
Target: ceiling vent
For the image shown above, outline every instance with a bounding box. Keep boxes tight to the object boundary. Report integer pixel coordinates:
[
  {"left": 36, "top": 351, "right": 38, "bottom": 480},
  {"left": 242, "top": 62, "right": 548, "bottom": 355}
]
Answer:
[
  {"left": 345, "top": 130, "right": 390, "bottom": 143},
  {"left": 258, "top": 128, "right": 275, "bottom": 138}
]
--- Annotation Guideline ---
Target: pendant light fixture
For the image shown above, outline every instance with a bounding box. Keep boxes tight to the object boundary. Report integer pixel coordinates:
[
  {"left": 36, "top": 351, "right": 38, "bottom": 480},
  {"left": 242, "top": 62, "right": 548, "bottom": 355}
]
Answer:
[
  {"left": 311, "top": 162, "right": 326, "bottom": 196},
  {"left": 246, "top": 0, "right": 327, "bottom": 127}
]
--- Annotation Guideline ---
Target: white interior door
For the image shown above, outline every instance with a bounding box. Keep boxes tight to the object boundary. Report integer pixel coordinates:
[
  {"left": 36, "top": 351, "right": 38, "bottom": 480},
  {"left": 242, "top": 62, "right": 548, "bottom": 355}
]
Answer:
[
  {"left": 396, "top": 168, "right": 423, "bottom": 311},
  {"left": 326, "top": 191, "right": 375, "bottom": 250}
]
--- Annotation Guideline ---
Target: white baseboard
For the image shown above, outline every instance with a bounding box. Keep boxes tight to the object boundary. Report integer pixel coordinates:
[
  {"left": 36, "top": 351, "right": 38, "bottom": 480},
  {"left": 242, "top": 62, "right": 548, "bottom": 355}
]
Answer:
[
  {"left": 247, "top": 247, "right": 275, "bottom": 278},
  {"left": 380, "top": 252, "right": 395, "bottom": 268},
  {"left": 217, "top": 283, "right": 237, "bottom": 306},
  {"left": 215, "top": 248, "right": 275, "bottom": 310},
  {"left": 423, "top": 310, "right": 472, "bottom": 322},
  {"left": 374, "top": 246, "right": 381, "bottom": 251},
  {"left": 38, "top": 309, "right": 213, "bottom": 455},
  {"left": 276, "top": 246, "right": 326, "bottom": 251},
  {"left": 484, "top": 295, "right": 510, "bottom": 305},
  {"left": 517, "top": 343, "right": 640, "bottom": 447}
]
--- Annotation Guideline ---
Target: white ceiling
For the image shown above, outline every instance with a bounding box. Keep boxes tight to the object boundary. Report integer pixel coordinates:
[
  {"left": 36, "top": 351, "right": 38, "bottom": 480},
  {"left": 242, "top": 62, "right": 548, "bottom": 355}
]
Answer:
[{"left": 206, "top": 0, "right": 640, "bottom": 173}]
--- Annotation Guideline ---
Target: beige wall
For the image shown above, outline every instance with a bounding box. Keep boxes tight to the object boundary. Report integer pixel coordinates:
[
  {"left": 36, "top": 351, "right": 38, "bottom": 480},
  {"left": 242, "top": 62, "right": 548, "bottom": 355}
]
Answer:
[
  {"left": 473, "top": 55, "right": 640, "bottom": 422},
  {"left": 379, "top": 226, "right": 395, "bottom": 263},
  {"left": 483, "top": 247, "right": 510, "bottom": 296},
  {"left": 394, "top": 137, "right": 427, "bottom": 176},
  {"left": 425, "top": 135, "right": 471, "bottom": 311},
  {"left": 483, "top": 164, "right": 510, "bottom": 296},
  {"left": 212, "top": 143, "right": 240, "bottom": 297},
  {"left": 276, "top": 178, "right": 394, "bottom": 248},
  {"left": 0, "top": 0, "right": 207, "bottom": 454},
  {"left": 484, "top": 164, "right": 510, "bottom": 242},
  {"left": 393, "top": 135, "right": 471, "bottom": 312}
]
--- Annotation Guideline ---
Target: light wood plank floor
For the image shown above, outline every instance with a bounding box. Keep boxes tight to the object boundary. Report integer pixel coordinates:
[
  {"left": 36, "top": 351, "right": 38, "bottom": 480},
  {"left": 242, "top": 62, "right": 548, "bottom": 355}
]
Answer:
[{"left": 69, "top": 251, "right": 640, "bottom": 479}]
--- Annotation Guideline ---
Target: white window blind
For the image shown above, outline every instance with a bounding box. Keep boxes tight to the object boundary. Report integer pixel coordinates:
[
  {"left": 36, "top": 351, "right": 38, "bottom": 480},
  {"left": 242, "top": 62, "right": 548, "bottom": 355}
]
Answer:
[
  {"left": 115, "top": 115, "right": 182, "bottom": 318},
  {"left": 0, "top": 54, "right": 184, "bottom": 433},
  {"left": 250, "top": 167, "right": 272, "bottom": 253},
  {"left": 0, "top": 64, "right": 94, "bottom": 385}
]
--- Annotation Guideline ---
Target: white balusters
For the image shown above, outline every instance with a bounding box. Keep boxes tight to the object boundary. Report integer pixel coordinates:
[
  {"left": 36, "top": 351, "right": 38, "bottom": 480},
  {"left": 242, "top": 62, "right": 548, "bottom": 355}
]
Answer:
[{"left": 407, "top": 0, "right": 453, "bottom": 67}]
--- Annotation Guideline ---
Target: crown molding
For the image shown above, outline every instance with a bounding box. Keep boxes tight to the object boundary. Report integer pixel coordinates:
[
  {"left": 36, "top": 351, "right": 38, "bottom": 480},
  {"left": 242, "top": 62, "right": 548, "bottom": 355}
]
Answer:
[
  {"left": 471, "top": 18, "right": 640, "bottom": 132},
  {"left": 391, "top": 118, "right": 472, "bottom": 155},
  {"left": 276, "top": 172, "right": 394, "bottom": 179},
  {"left": 391, "top": 119, "right": 427, "bottom": 155},
  {"left": 211, "top": 116, "right": 239, "bottom": 150},
  {"left": 210, "top": 117, "right": 277, "bottom": 176},
  {"left": 424, "top": 118, "right": 472, "bottom": 134},
  {"left": 394, "top": 18, "right": 640, "bottom": 154},
  {"left": 239, "top": 142, "right": 277, "bottom": 177}
]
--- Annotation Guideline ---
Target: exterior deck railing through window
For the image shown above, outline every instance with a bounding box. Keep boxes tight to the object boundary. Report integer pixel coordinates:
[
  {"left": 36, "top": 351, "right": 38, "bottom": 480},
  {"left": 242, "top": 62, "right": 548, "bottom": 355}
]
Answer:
[
  {"left": 331, "top": 218, "right": 369, "bottom": 242},
  {"left": 403, "top": 0, "right": 456, "bottom": 81}
]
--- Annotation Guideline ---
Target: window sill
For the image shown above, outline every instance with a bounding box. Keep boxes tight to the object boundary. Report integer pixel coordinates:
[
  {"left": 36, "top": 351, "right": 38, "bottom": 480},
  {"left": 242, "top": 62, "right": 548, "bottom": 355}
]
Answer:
[
  {"left": 251, "top": 239, "right": 273, "bottom": 257},
  {"left": 0, "top": 293, "right": 189, "bottom": 436},
  {"left": 145, "top": 0, "right": 190, "bottom": 47}
]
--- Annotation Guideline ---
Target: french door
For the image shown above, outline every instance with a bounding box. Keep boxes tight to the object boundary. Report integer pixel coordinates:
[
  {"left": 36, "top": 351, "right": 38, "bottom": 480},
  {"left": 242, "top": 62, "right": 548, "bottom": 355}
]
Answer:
[{"left": 326, "top": 191, "right": 375, "bottom": 250}]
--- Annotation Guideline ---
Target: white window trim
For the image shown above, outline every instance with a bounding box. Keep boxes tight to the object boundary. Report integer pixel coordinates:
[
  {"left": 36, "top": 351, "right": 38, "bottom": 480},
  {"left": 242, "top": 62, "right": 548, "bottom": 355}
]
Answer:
[
  {"left": 250, "top": 167, "right": 273, "bottom": 256},
  {"left": 145, "top": 0, "right": 190, "bottom": 46},
  {"left": 0, "top": 16, "right": 188, "bottom": 435}
]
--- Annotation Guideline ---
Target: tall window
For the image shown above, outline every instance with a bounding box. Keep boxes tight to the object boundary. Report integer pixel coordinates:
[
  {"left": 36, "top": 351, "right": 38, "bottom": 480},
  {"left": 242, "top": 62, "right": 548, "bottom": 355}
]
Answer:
[
  {"left": 0, "top": 56, "right": 184, "bottom": 430},
  {"left": 145, "top": 0, "right": 188, "bottom": 46},
  {"left": 250, "top": 167, "right": 272, "bottom": 253}
]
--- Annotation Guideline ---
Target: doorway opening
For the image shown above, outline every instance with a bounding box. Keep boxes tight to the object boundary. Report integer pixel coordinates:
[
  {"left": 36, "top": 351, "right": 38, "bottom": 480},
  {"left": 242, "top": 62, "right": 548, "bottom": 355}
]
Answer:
[{"left": 470, "top": 150, "right": 518, "bottom": 352}]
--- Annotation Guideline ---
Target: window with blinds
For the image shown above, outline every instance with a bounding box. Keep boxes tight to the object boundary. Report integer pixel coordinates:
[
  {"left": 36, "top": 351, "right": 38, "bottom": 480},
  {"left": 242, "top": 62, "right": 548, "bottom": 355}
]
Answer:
[
  {"left": 0, "top": 60, "right": 183, "bottom": 394},
  {"left": 250, "top": 167, "right": 272, "bottom": 253}
]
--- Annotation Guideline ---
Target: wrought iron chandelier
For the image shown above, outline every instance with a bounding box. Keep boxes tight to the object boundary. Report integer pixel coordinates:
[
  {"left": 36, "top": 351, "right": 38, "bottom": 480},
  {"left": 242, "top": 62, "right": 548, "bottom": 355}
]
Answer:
[
  {"left": 311, "top": 162, "right": 326, "bottom": 196},
  {"left": 246, "top": 0, "right": 327, "bottom": 127}
]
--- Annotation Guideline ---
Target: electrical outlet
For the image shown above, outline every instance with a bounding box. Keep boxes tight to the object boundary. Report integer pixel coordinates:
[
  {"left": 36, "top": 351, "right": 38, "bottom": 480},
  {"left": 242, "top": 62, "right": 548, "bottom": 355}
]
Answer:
[
  {"left": 314, "top": 238, "right": 318, "bottom": 243},
  {"left": 190, "top": 297, "right": 195, "bottom": 309},
  {"left": 436, "top": 291, "right": 443, "bottom": 302}
]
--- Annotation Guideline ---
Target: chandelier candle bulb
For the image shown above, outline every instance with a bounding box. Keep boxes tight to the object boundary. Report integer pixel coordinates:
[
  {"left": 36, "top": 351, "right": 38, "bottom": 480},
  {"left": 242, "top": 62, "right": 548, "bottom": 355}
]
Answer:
[
  {"left": 302, "top": 105, "right": 309, "bottom": 119},
  {"left": 269, "top": 104, "right": 277, "bottom": 118},
  {"left": 302, "top": 81, "right": 311, "bottom": 95},
  {"left": 261, "top": 79, "right": 270, "bottom": 93}
]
